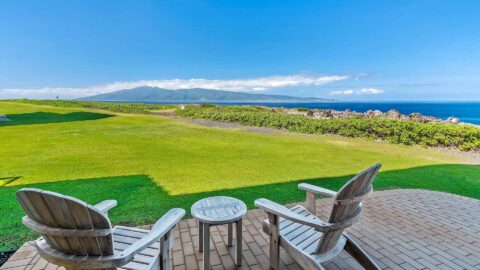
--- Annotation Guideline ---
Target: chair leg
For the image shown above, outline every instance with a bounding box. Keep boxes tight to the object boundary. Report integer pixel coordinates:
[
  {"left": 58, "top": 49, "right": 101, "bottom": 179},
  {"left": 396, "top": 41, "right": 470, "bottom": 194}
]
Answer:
[
  {"left": 227, "top": 223, "right": 233, "bottom": 247},
  {"left": 306, "top": 191, "right": 316, "bottom": 215},
  {"left": 268, "top": 213, "right": 280, "bottom": 270},
  {"left": 343, "top": 234, "right": 381, "bottom": 270},
  {"left": 160, "top": 231, "right": 171, "bottom": 270},
  {"left": 199, "top": 221, "right": 204, "bottom": 252}
]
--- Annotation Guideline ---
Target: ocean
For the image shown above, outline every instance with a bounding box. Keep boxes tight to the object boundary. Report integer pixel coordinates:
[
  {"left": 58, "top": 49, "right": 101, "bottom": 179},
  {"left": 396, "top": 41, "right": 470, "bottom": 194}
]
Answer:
[{"left": 153, "top": 101, "right": 480, "bottom": 125}]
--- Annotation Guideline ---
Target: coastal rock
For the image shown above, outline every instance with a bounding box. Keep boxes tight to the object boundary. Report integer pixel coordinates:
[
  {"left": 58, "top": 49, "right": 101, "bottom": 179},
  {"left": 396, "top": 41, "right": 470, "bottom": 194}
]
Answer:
[
  {"left": 374, "top": 110, "right": 383, "bottom": 117},
  {"left": 387, "top": 109, "right": 401, "bottom": 119},
  {"left": 285, "top": 109, "right": 308, "bottom": 116},
  {"left": 288, "top": 107, "right": 465, "bottom": 126},
  {"left": 366, "top": 110, "right": 383, "bottom": 118},
  {"left": 409, "top": 113, "right": 438, "bottom": 123},
  {"left": 324, "top": 110, "right": 334, "bottom": 117},
  {"left": 409, "top": 113, "right": 423, "bottom": 120},
  {"left": 447, "top": 117, "right": 460, "bottom": 124}
]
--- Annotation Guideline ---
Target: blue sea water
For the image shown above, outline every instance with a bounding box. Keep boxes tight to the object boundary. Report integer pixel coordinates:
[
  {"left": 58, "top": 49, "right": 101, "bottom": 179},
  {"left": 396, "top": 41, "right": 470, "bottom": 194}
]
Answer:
[{"left": 157, "top": 101, "right": 480, "bottom": 125}]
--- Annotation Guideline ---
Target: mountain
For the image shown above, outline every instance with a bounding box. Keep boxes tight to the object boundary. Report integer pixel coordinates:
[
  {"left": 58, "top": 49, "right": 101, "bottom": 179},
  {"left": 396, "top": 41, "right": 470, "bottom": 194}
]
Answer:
[{"left": 79, "top": 87, "right": 333, "bottom": 102}]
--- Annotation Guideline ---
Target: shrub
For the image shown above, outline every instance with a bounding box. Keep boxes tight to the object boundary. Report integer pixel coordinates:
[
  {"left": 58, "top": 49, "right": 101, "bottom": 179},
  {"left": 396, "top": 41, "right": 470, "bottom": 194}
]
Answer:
[
  {"left": 200, "top": 103, "right": 216, "bottom": 108},
  {"left": 176, "top": 105, "right": 480, "bottom": 152}
]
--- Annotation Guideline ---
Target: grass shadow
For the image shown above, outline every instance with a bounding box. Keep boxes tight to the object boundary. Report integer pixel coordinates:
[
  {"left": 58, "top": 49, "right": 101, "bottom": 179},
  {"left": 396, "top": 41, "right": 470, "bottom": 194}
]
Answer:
[
  {"left": 0, "top": 177, "right": 21, "bottom": 187},
  {"left": 1, "top": 163, "right": 479, "bottom": 250},
  {"left": 0, "top": 112, "right": 113, "bottom": 127}
]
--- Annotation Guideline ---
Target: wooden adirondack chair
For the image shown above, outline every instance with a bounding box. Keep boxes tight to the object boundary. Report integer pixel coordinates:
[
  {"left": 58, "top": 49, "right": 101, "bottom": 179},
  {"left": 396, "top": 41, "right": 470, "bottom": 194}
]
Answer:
[
  {"left": 16, "top": 188, "right": 185, "bottom": 270},
  {"left": 255, "top": 164, "right": 382, "bottom": 270}
]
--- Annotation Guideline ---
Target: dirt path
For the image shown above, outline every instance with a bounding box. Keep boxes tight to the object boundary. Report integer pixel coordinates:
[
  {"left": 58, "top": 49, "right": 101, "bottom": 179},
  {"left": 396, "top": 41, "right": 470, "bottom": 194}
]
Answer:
[
  {"left": 152, "top": 111, "right": 277, "bottom": 134},
  {"left": 152, "top": 111, "right": 480, "bottom": 163}
]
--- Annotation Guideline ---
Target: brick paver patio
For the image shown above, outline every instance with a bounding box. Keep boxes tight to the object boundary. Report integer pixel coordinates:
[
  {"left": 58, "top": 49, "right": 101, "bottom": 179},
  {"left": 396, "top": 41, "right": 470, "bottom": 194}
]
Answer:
[{"left": 2, "top": 189, "right": 480, "bottom": 270}]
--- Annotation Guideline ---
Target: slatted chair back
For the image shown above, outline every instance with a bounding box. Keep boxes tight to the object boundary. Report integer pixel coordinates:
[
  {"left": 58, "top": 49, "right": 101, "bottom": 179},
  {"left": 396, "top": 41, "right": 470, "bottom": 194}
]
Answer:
[
  {"left": 315, "top": 163, "right": 381, "bottom": 254},
  {"left": 16, "top": 188, "right": 114, "bottom": 257}
]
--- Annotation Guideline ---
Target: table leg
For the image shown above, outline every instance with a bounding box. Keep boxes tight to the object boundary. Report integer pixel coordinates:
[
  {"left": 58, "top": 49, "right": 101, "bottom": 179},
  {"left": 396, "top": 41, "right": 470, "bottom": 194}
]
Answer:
[
  {"left": 227, "top": 223, "right": 233, "bottom": 247},
  {"left": 199, "top": 221, "right": 204, "bottom": 252},
  {"left": 235, "top": 219, "right": 242, "bottom": 266},
  {"left": 203, "top": 223, "right": 210, "bottom": 270}
]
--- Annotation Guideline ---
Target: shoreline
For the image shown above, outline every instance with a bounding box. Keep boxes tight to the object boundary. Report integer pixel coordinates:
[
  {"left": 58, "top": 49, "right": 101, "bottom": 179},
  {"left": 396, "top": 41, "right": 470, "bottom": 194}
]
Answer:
[
  {"left": 176, "top": 103, "right": 479, "bottom": 127},
  {"left": 114, "top": 100, "right": 480, "bottom": 125}
]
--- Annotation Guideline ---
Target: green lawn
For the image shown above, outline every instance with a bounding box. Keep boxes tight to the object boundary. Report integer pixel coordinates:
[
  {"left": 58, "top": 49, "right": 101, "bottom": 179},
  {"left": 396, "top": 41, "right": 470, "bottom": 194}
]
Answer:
[{"left": 1, "top": 102, "right": 479, "bottom": 250}]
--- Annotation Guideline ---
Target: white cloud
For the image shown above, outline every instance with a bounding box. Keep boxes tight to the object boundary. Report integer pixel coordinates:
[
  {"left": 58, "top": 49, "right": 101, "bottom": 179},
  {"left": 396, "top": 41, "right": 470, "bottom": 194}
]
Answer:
[
  {"left": 0, "top": 74, "right": 348, "bottom": 99},
  {"left": 330, "top": 88, "right": 384, "bottom": 95},
  {"left": 331, "top": 89, "right": 354, "bottom": 95},
  {"left": 357, "top": 88, "right": 384, "bottom": 94}
]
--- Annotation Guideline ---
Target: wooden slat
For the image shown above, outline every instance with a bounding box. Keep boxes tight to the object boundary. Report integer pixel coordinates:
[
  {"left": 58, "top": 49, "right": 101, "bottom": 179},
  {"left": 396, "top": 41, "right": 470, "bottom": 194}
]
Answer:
[
  {"left": 118, "top": 260, "right": 150, "bottom": 270},
  {"left": 191, "top": 196, "right": 247, "bottom": 224},
  {"left": 114, "top": 243, "right": 158, "bottom": 257},
  {"left": 113, "top": 227, "right": 149, "bottom": 239},
  {"left": 289, "top": 227, "right": 316, "bottom": 247},
  {"left": 257, "top": 164, "right": 382, "bottom": 269},
  {"left": 302, "top": 235, "right": 322, "bottom": 253},
  {"left": 63, "top": 197, "right": 104, "bottom": 256},
  {"left": 40, "top": 191, "right": 85, "bottom": 256},
  {"left": 88, "top": 207, "right": 113, "bottom": 256},
  {"left": 17, "top": 190, "right": 66, "bottom": 253},
  {"left": 17, "top": 191, "right": 57, "bottom": 250},
  {"left": 277, "top": 205, "right": 323, "bottom": 253},
  {"left": 14, "top": 189, "right": 181, "bottom": 270},
  {"left": 316, "top": 164, "right": 381, "bottom": 254}
]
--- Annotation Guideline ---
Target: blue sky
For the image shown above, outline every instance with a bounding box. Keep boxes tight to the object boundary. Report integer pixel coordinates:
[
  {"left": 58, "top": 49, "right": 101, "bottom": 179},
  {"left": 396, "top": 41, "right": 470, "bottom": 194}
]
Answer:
[{"left": 0, "top": 0, "right": 479, "bottom": 100}]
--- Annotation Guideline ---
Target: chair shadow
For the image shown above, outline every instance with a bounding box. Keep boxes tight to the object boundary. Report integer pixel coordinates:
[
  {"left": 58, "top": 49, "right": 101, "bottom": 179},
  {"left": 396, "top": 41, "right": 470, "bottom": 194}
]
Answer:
[
  {"left": 1, "top": 163, "right": 479, "bottom": 250},
  {"left": 0, "top": 176, "right": 21, "bottom": 187},
  {"left": 2, "top": 163, "right": 479, "bottom": 220},
  {"left": 0, "top": 112, "right": 113, "bottom": 127}
]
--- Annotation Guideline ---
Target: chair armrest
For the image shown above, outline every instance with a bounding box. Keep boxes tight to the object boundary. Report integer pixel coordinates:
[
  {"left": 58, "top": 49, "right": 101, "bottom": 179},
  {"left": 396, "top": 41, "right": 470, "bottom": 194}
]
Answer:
[
  {"left": 255, "top": 199, "right": 330, "bottom": 231},
  {"left": 119, "top": 208, "right": 185, "bottom": 262},
  {"left": 94, "top": 200, "right": 118, "bottom": 214},
  {"left": 298, "top": 183, "right": 337, "bottom": 197}
]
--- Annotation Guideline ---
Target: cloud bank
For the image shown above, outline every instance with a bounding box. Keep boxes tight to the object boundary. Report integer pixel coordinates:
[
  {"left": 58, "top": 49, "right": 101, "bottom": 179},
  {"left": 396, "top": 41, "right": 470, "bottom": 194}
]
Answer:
[
  {"left": 0, "top": 74, "right": 348, "bottom": 99},
  {"left": 330, "top": 88, "right": 384, "bottom": 95}
]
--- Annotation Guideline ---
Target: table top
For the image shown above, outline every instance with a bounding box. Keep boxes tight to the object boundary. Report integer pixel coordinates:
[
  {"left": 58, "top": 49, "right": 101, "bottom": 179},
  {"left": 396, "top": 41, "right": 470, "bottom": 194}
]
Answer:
[{"left": 191, "top": 196, "right": 247, "bottom": 224}]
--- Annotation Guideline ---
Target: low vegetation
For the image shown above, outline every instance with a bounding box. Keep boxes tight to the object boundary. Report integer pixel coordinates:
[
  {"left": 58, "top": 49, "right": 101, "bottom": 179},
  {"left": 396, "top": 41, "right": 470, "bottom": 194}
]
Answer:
[
  {"left": 177, "top": 105, "right": 480, "bottom": 151},
  {"left": 1, "top": 102, "right": 479, "bottom": 250},
  {"left": 3, "top": 99, "right": 177, "bottom": 114}
]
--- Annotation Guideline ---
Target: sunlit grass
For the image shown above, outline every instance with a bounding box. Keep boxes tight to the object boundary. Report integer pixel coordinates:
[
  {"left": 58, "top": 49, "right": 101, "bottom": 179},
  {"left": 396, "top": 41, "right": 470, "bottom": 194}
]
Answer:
[
  {"left": 0, "top": 102, "right": 473, "bottom": 194},
  {"left": 0, "top": 102, "right": 479, "bottom": 250}
]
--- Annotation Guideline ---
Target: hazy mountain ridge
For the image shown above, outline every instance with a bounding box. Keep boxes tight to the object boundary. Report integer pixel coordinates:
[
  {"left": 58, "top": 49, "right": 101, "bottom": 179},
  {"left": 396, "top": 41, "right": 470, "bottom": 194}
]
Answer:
[{"left": 79, "top": 87, "right": 333, "bottom": 102}]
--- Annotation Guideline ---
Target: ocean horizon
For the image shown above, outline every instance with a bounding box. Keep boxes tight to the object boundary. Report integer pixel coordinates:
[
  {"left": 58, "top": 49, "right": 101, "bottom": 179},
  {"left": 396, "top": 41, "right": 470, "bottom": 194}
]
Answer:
[{"left": 134, "top": 101, "right": 480, "bottom": 125}]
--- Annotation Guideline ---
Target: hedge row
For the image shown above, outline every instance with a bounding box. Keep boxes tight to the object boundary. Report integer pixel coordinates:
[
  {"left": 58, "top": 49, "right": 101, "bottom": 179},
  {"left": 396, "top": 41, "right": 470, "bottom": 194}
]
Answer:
[
  {"left": 3, "top": 99, "right": 177, "bottom": 114},
  {"left": 177, "top": 105, "right": 480, "bottom": 151}
]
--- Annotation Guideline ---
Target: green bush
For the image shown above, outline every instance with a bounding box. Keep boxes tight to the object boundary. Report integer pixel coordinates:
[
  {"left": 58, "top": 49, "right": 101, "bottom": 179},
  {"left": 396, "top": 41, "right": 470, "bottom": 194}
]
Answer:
[
  {"left": 176, "top": 105, "right": 480, "bottom": 152},
  {"left": 200, "top": 103, "right": 216, "bottom": 108}
]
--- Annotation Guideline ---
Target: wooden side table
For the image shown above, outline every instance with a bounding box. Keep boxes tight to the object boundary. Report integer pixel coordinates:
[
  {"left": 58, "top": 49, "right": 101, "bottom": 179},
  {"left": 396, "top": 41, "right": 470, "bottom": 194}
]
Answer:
[{"left": 191, "top": 196, "right": 247, "bottom": 270}]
